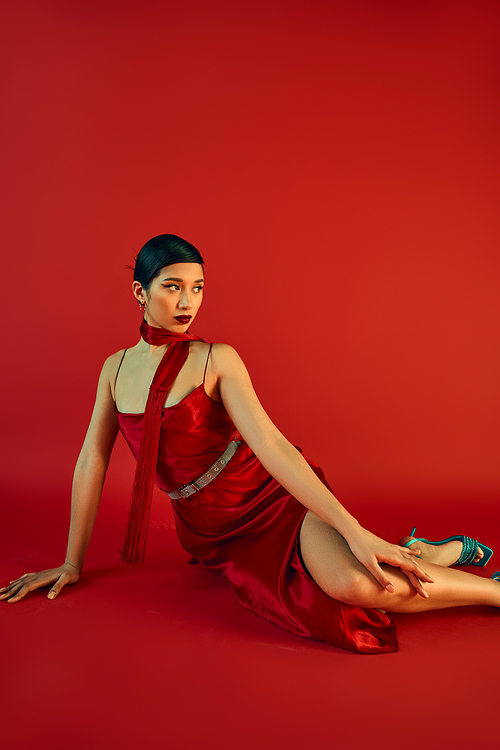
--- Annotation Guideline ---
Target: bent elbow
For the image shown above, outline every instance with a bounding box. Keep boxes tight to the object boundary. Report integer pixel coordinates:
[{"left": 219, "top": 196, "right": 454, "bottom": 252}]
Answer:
[{"left": 75, "top": 450, "right": 110, "bottom": 475}]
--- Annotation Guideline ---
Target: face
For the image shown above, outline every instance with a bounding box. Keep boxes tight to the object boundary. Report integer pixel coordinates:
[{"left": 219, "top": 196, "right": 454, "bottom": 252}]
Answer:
[{"left": 133, "top": 262, "right": 204, "bottom": 332}]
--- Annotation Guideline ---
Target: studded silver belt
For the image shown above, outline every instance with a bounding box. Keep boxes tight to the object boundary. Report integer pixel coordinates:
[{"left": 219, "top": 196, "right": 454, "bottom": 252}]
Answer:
[{"left": 166, "top": 439, "right": 242, "bottom": 500}]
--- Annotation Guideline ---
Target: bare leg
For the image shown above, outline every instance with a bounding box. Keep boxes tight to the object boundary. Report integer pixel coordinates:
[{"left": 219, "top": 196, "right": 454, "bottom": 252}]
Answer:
[{"left": 299, "top": 511, "right": 500, "bottom": 613}]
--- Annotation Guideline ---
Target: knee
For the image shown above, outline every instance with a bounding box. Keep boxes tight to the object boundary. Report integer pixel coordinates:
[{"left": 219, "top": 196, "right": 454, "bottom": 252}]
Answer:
[{"left": 324, "top": 569, "right": 380, "bottom": 608}]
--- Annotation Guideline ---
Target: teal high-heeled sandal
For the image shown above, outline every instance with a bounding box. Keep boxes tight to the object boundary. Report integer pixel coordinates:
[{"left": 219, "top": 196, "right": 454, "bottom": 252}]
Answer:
[
  {"left": 491, "top": 572, "right": 500, "bottom": 582},
  {"left": 404, "top": 527, "right": 493, "bottom": 567}
]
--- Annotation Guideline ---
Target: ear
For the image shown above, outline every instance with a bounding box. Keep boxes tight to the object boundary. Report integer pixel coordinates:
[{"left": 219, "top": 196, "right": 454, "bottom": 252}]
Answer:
[{"left": 132, "top": 280, "right": 147, "bottom": 303}]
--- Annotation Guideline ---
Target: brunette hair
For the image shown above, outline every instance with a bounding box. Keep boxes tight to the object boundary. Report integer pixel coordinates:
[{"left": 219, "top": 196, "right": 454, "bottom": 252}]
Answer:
[{"left": 133, "top": 234, "right": 204, "bottom": 291}]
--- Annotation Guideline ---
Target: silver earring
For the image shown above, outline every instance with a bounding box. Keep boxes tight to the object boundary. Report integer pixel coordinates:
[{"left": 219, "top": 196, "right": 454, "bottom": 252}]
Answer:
[{"left": 139, "top": 299, "right": 145, "bottom": 313}]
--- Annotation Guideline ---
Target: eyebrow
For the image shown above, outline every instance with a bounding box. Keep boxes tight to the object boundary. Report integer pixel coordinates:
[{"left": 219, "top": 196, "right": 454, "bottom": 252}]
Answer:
[{"left": 161, "top": 277, "right": 204, "bottom": 283}]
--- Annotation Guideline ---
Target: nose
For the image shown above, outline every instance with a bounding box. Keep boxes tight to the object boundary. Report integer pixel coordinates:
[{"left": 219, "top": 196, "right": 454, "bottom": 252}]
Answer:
[{"left": 178, "top": 290, "right": 193, "bottom": 310}]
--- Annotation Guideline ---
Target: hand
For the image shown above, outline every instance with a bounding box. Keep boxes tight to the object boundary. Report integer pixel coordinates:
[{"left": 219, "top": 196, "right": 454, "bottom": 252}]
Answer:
[
  {"left": 0, "top": 563, "right": 80, "bottom": 603},
  {"left": 345, "top": 525, "right": 435, "bottom": 598}
]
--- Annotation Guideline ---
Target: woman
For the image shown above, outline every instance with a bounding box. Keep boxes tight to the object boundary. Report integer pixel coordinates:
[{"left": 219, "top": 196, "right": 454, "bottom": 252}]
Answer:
[{"left": 2, "top": 234, "right": 499, "bottom": 654}]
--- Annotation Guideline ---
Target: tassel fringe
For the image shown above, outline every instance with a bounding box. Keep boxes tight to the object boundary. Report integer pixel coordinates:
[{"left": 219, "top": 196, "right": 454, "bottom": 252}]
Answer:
[
  {"left": 118, "top": 340, "right": 194, "bottom": 566},
  {"left": 119, "top": 385, "right": 166, "bottom": 565}
]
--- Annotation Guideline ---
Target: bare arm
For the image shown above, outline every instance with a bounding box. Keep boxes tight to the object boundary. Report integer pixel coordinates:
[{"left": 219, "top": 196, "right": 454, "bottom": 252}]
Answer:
[
  {"left": 0, "top": 353, "right": 121, "bottom": 602},
  {"left": 213, "top": 344, "right": 434, "bottom": 595},
  {"left": 64, "top": 354, "right": 121, "bottom": 570}
]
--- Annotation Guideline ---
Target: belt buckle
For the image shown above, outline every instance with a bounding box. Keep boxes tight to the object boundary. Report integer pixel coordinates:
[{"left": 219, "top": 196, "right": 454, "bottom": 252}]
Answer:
[{"left": 179, "top": 483, "right": 197, "bottom": 499}]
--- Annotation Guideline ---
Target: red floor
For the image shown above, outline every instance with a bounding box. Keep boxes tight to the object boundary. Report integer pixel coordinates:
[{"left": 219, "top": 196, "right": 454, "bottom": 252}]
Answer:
[{"left": 1, "top": 486, "right": 499, "bottom": 750}]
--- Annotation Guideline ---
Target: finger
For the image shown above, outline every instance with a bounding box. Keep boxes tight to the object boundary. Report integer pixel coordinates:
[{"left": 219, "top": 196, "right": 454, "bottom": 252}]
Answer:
[
  {"left": 0, "top": 583, "right": 23, "bottom": 596},
  {"left": 6, "top": 583, "right": 35, "bottom": 602},
  {"left": 408, "top": 560, "right": 435, "bottom": 583},
  {"left": 0, "top": 581, "right": 27, "bottom": 599},
  {"left": 404, "top": 570, "right": 429, "bottom": 598},
  {"left": 2, "top": 575, "right": 42, "bottom": 591},
  {"left": 7, "top": 573, "right": 33, "bottom": 584},
  {"left": 48, "top": 574, "right": 68, "bottom": 600},
  {"left": 2, "top": 573, "right": 57, "bottom": 601},
  {"left": 416, "top": 568, "right": 434, "bottom": 583},
  {"left": 369, "top": 562, "right": 396, "bottom": 593},
  {"left": 400, "top": 546, "right": 422, "bottom": 557},
  {"left": 393, "top": 553, "right": 435, "bottom": 583}
]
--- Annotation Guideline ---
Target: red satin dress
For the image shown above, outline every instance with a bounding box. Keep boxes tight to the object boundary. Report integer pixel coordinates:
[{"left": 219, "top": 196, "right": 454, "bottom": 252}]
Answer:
[{"left": 114, "top": 347, "right": 398, "bottom": 654}]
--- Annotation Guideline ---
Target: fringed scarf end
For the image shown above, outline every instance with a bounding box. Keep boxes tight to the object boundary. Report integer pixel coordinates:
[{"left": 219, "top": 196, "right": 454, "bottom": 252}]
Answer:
[{"left": 118, "top": 336, "right": 201, "bottom": 565}]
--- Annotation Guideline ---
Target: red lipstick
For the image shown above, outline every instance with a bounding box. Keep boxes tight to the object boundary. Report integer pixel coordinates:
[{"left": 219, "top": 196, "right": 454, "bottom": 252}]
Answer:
[{"left": 174, "top": 315, "right": 192, "bottom": 324}]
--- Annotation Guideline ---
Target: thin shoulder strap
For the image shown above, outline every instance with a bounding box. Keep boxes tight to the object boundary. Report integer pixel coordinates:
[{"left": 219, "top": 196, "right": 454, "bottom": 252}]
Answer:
[
  {"left": 203, "top": 343, "right": 213, "bottom": 384},
  {"left": 113, "top": 348, "right": 128, "bottom": 401}
]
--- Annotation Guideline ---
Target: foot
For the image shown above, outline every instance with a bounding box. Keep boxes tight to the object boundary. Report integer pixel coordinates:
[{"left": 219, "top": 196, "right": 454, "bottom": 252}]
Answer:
[{"left": 398, "top": 535, "right": 484, "bottom": 567}]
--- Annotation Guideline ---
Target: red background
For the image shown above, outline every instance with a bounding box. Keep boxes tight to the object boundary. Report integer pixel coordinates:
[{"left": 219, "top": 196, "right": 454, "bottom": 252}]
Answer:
[
  {"left": 2, "top": 0, "right": 499, "bottom": 506},
  {"left": 1, "top": 2, "right": 500, "bottom": 749}
]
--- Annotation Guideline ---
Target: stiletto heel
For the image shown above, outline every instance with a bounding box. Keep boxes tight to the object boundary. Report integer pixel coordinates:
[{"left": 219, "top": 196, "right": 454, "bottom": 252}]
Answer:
[{"left": 404, "top": 527, "right": 493, "bottom": 567}]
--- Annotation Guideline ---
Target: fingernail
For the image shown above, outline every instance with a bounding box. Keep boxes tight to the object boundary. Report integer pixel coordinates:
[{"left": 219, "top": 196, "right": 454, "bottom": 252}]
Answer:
[
  {"left": 48, "top": 592, "right": 55, "bottom": 599},
  {"left": 385, "top": 584, "right": 395, "bottom": 593}
]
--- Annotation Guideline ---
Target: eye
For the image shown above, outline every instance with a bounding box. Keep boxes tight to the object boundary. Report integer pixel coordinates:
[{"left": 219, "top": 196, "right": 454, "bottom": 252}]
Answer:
[
  {"left": 161, "top": 284, "right": 180, "bottom": 291},
  {"left": 193, "top": 285, "right": 204, "bottom": 293}
]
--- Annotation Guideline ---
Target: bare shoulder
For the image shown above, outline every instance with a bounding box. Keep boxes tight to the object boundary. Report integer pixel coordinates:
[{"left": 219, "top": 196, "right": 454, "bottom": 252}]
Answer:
[
  {"left": 105, "top": 348, "right": 127, "bottom": 366},
  {"left": 210, "top": 343, "right": 247, "bottom": 376},
  {"left": 211, "top": 342, "right": 239, "bottom": 356},
  {"left": 102, "top": 349, "right": 127, "bottom": 377},
  {"left": 208, "top": 343, "right": 279, "bottom": 449},
  {"left": 98, "top": 349, "right": 132, "bottom": 398}
]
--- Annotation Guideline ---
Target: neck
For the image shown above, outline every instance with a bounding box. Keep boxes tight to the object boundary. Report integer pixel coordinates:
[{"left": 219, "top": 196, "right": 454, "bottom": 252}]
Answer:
[{"left": 139, "top": 318, "right": 204, "bottom": 347}]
